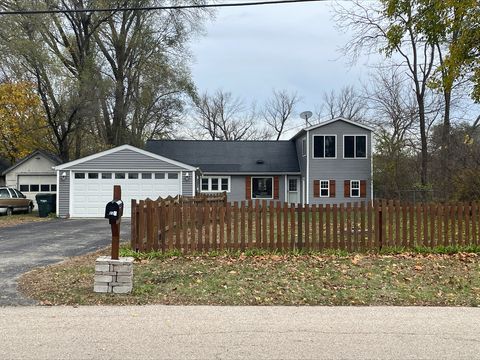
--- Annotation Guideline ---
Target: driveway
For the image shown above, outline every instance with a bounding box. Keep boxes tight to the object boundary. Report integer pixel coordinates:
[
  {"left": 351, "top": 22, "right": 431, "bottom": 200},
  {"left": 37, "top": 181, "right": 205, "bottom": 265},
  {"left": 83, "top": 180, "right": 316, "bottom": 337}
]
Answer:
[{"left": 0, "top": 218, "right": 131, "bottom": 306}]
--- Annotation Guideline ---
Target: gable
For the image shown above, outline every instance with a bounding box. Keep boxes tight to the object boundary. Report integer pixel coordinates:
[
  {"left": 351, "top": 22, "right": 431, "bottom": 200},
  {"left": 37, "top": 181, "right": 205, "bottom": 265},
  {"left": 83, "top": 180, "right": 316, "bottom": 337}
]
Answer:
[
  {"left": 61, "top": 147, "right": 194, "bottom": 171},
  {"left": 309, "top": 119, "right": 371, "bottom": 136},
  {"left": 4, "top": 153, "right": 57, "bottom": 175}
]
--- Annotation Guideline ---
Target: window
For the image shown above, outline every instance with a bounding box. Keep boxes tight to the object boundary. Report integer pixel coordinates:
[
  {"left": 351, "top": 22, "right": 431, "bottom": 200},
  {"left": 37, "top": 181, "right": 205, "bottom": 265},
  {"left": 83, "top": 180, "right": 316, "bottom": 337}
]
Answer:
[
  {"left": 313, "top": 135, "right": 336, "bottom": 158},
  {"left": 288, "top": 179, "right": 298, "bottom": 192},
  {"left": 102, "top": 173, "right": 112, "bottom": 179},
  {"left": 201, "top": 176, "right": 230, "bottom": 192},
  {"left": 74, "top": 173, "right": 85, "bottom": 179},
  {"left": 211, "top": 178, "right": 219, "bottom": 191},
  {"left": 252, "top": 177, "right": 273, "bottom": 199},
  {"left": 41, "top": 185, "right": 50, "bottom": 192},
  {"left": 20, "top": 185, "right": 29, "bottom": 192},
  {"left": 141, "top": 173, "right": 152, "bottom": 179},
  {"left": 155, "top": 173, "right": 165, "bottom": 179},
  {"left": 168, "top": 173, "right": 179, "bottom": 180},
  {"left": 88, "top": 173, "right": 99, "bottom": 179},
  {"left": 14, "top": 189, "right": 24, "bottom": 198},
  {"left": 51, "top": 184, "right": 57, "bottom": 192},
  {"left": 30, "top": 185, "right": 39, "bottom": 192},
  {"left": 344, "top": 135, "right": 367, "bottom": 158},
  {"left": 320, "top": 180, "right": 329, "bottom": 197},
  {"left": 128, "top": 173, "right": 139, "bottom": 179},
  {"left": 0, "top": 189, "right": 10, "bottom": 198},
  {"left": 302, "top": 138, "right": 306, "bottom": 157},
  {"left": 221, "top": 178, "right": 229, "bottom": 191},
  {"left": 351, "top": 180, "right": 360, "bottom": 197},
  {"left": 201, "top": 178, "right": 209, "bottom": 191},
  {"left": 11, "top": 189, "right": 18, "bottom": 198},
  {"left": 115, "top": 173, "right": 126, "bottom": 179}
]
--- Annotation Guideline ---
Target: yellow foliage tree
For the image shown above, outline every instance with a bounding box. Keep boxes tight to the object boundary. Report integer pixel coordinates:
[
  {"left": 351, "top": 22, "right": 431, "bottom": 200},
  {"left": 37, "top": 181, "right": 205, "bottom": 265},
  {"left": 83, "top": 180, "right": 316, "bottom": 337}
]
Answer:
[{"left": 0, "top": 82, "right": 50, "bottom": 163}]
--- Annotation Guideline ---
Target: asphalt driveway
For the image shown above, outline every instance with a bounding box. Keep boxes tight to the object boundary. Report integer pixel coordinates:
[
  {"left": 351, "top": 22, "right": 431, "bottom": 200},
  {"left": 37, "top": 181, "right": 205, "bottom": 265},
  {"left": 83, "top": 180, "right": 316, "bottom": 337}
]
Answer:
[{"left": 0, "top": 218, "right": 131, "bottom": 306}]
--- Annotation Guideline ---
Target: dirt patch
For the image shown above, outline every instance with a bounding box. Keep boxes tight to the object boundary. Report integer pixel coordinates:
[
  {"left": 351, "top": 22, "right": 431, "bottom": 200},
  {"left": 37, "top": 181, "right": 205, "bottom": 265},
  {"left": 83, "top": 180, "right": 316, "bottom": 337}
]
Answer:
[
  {"left": 0, "top": 212, "right": 52, "bottom": 228},
  {"left": 18, "top": 249, "right": 480, "bottom": 306}
]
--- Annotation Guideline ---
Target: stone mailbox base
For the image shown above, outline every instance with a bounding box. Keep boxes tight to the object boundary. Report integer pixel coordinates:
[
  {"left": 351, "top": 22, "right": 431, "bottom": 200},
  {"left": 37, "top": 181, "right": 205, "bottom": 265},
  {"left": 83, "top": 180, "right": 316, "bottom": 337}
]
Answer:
[{"left": 94, "top": 256, "right": 134, "bottom": 294}]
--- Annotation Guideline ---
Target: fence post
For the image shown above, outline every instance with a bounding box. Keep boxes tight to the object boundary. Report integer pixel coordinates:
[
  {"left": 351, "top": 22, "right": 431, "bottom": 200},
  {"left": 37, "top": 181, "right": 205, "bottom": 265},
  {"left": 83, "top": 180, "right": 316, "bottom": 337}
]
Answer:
[
  {"left": 131, "top": 199, "right": 137, "bottom": 251},
  {"left": 378, "top": 202, "right": 383, "bottom": 250}
]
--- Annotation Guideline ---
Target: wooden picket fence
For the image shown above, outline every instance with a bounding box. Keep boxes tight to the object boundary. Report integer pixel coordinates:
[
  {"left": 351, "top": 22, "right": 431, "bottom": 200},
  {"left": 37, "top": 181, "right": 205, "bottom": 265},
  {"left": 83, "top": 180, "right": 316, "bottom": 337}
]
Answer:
[
  {"left": 130, "top": 199, "right": 480, "bottom": 253},
  {"left": 154, "top": 193, "right": 227, "bottom": 206}
]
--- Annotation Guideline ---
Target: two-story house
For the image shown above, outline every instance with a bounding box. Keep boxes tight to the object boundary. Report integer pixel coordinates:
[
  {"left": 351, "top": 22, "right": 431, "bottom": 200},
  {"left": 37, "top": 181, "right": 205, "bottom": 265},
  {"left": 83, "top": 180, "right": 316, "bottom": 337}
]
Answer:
[{"left": 54, "top": 117, "right": 372, "bottom": 218}]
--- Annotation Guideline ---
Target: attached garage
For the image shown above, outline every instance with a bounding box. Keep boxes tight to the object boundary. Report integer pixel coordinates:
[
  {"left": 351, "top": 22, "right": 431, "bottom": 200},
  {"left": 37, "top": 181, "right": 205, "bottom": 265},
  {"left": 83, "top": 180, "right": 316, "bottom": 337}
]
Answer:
[{"left": 55, "top": 145, "right": 197, "bottom": 218}]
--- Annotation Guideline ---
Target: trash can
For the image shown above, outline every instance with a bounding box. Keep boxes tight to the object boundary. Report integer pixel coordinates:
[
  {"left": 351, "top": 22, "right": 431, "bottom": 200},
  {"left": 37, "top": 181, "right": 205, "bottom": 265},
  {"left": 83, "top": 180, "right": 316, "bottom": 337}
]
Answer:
[{"left": 36, "top": 193, "right": 57, "bottom": 218}]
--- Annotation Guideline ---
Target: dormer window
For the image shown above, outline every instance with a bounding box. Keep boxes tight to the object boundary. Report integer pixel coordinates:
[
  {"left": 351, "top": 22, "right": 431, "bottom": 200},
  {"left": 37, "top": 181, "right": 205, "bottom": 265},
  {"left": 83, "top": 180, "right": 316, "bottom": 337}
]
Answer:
[{"left": 313, "top": 135, "right": 336, "bottom": 158}]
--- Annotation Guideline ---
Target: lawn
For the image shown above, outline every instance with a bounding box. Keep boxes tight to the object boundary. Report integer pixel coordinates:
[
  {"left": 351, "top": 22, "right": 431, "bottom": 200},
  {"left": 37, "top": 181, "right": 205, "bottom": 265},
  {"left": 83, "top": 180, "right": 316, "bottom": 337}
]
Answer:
[
  {"left": 18, "top": 247, "right": 480, "bottom": 306},
  {"left": 0, "top": 212, "right": 51, "bottom": 228}
]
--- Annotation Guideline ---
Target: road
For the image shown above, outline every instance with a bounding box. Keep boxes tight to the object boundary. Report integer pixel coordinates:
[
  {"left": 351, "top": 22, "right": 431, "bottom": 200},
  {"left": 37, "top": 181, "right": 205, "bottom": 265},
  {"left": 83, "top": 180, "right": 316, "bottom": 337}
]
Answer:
[
  {"left": 0, "top": 306, "right": 479, "bottom": 359},
  {"left": 0, "top": 219, "right": 130, "bottom": 306}
]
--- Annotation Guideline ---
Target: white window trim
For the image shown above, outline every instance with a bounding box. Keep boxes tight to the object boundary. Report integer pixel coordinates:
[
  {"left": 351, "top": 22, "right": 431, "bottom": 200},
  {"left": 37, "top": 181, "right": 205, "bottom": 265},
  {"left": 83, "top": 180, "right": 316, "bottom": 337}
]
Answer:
[
  {"left": 312, "top": 134, "right": 337, "bottom": 159},
  {"left": 200, "top": 176, "right": 231, "bottom": 193},
  {"left": 251, "top": 176, "right": 274, "bottom": 200},
  {"left": 302, "top": 138, "right": 306, "bottom": 157},
  {"left": 319, "top": 179, "right": 330, "bottom": 198},
  {"left": 343, "top": 134, "right": 368, "bottom": 159},
  {"left": 350, "top": 180, "right": 360, "bottom": 198}
]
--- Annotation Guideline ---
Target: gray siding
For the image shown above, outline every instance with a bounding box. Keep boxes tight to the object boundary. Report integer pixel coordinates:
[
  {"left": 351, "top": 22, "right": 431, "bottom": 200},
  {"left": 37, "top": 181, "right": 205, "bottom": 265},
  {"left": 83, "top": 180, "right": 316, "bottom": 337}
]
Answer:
[
  {"left": 58, "top": 171, "right": 70, "bottom": 217},
  {"left": 182, "top": 171, "right": 194, "bottom": 196},
  {"left": 201, "top": 175, "right": 286, "bottom": 203},
  {"left": 295, "top": 135, "right": 307, "bottom": 177},
  {"left": 67, "top": 149, "right": 189, "bottom": 171},
  {"left": 308, "top": 121, "right": 372, "bottom": 205}
]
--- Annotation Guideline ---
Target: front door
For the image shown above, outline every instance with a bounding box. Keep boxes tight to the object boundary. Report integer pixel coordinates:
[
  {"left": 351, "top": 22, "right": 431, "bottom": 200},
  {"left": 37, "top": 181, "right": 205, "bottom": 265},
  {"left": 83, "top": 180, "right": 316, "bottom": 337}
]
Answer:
[{"left": 287, "top": 178, "right": 300, "bottom": 204}]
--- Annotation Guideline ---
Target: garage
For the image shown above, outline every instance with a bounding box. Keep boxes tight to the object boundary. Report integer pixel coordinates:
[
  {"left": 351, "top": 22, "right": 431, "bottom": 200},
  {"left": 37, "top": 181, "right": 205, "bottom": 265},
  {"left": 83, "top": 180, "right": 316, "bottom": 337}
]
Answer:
[
  {"left": 55, "top": 145, "right": 196, "bottom": 218},
  {"left": 71, "top": 171, "right": 181, "bottom": 217}
]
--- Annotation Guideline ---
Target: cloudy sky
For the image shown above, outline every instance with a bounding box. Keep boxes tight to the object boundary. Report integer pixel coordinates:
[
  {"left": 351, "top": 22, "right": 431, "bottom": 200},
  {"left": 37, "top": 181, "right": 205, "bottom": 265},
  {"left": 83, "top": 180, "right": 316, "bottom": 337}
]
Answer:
[{"left": 189, "top": 0, "right": 376, "bottom": 131}]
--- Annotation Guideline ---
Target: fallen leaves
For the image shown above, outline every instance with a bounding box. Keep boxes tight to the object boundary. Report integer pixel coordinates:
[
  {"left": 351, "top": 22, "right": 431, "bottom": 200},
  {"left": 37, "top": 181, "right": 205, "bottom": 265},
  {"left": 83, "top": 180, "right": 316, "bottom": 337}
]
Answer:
[{"left": 17, "top": 250, "right": 480, "bottom": 307}]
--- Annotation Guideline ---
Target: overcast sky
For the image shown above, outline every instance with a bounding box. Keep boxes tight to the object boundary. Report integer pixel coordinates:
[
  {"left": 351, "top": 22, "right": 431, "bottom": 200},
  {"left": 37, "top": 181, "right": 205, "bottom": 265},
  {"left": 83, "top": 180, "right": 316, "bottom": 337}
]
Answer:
[{"left": 189, "top": 0, "right": 376, "bottom": 132}]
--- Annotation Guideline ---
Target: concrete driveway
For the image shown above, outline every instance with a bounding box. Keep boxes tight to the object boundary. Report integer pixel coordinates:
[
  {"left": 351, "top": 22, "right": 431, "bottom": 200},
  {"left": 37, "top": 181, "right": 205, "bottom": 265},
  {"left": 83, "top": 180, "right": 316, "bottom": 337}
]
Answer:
[{"left": 0, "top": 218, "right": 131, "bottom": 306}]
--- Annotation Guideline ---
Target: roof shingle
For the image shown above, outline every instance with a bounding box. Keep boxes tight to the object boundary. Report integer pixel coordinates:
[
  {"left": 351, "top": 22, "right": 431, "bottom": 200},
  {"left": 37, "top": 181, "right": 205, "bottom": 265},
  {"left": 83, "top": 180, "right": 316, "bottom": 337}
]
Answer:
[{"left": 145, "top": 140, "right": 300, "bottom": 173}]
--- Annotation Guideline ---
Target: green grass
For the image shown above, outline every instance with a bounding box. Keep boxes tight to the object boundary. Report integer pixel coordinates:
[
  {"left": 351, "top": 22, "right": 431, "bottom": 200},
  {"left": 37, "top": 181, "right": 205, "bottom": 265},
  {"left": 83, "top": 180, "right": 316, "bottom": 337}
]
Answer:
[{"left": 18, "top": 246, "right": 480, "bottom": 306}]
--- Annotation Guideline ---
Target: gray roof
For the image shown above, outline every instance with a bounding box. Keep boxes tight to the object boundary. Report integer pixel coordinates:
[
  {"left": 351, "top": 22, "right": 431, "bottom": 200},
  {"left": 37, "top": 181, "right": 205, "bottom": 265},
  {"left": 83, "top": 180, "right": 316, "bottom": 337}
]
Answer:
[
  {"left": 145, "top": 140, "right": 300, "bottom": 173},
  {"left": 1, "top": 149, "right": 62, "bottom": 176}
]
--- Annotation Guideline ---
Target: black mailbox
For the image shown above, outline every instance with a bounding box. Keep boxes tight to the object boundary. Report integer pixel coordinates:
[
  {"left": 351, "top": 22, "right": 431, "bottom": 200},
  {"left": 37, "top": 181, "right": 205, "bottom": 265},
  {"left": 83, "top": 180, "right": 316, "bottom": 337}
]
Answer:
[{"left": 105, "top": 200, "right": 124, "bottom": 224}]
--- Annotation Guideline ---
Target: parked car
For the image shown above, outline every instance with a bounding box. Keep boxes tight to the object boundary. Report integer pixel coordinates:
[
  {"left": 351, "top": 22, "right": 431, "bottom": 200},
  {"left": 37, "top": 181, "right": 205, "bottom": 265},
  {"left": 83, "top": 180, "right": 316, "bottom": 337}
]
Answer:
[{"left": 0, "top": 187, "right": 34, "bottom": 216}]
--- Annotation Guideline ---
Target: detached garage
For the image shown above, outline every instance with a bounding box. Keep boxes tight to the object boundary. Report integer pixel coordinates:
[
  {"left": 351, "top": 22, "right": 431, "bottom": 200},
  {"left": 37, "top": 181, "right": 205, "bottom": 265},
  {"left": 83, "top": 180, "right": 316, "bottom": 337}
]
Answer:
[{"left": 55, "top": 145, "right": 197, "bottom": 218}]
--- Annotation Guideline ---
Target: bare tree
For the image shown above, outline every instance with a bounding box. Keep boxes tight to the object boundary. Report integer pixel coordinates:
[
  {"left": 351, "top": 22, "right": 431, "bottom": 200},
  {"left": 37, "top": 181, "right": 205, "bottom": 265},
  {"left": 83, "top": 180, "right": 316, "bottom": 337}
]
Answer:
[
  {"left": 315, "top": 85, "right": 366, "bottom": 122},
  {"left": 263, "top": 89, "right": 299, "bottom": 140},
  {"left": 192, "top": 90, "right": 270, "bottom": 141},
  {"left": 334, "top": 0, "right": 436, "bottom": 187}
]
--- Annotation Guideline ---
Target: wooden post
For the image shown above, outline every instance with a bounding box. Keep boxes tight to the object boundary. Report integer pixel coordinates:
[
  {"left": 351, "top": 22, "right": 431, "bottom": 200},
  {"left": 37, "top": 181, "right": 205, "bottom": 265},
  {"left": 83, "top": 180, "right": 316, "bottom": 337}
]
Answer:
[{"left": 111, "top": 185, "right": 121, "bottom": 260}]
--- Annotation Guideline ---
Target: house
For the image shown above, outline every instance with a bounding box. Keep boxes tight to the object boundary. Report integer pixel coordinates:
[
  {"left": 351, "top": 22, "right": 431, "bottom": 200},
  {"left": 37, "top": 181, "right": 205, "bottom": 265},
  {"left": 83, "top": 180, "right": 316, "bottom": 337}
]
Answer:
[
  {"left": 0, "top": 157, "right": 10, "bottom": 186},
  {"left": 54, "top": 117, "right": 373, "bottom": 218},
  {"left": 2, "top": 150, "right": 62, "bottom": 207}
]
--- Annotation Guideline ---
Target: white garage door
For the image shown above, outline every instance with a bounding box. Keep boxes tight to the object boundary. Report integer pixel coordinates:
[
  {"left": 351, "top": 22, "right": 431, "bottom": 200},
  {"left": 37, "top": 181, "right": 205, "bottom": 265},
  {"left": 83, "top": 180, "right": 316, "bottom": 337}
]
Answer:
[
  {"left": 17, "top": 175, "right": 57, "bottom": 208},
  {"left": 71, "top": 171, "right": 181, "bottom": 218}
]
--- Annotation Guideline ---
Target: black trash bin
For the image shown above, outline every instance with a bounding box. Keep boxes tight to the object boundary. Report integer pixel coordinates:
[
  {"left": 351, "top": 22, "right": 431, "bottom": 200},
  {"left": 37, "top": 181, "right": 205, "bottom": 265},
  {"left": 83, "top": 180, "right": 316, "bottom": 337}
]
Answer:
[{"left": 36, "top": 193, "right": 57, "bottom": 218}]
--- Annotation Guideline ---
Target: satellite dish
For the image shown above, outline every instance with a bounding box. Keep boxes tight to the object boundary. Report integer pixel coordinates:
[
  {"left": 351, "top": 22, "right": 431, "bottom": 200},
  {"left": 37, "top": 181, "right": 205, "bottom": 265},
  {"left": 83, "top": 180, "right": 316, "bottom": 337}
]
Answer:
[
  {"left": 300, "top": 111, "right": 313, "bottom": 126},
  {"left": 300, "top": 111, "right": 313, "bottom": 121}
]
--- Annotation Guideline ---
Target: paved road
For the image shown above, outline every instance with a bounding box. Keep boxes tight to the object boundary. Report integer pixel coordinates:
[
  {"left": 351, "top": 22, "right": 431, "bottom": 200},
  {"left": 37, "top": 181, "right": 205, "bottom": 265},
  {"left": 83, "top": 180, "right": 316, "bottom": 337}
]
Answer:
[
  {"left": 0, "top": 219, "right": 130, "bottom": 306},
  {"left": 0, "top": 306, "right": 479, "bottom": 359}
]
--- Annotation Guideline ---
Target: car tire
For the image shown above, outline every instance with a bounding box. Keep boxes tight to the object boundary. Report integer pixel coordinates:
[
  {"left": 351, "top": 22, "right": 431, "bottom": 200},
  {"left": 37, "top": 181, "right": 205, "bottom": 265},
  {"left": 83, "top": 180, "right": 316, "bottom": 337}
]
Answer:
[
  {"left": 27, "top": 204, "right": 33, "bottom": 214},
  {"left": 6, "top": 207, "right": 13, "bottom": 216}
]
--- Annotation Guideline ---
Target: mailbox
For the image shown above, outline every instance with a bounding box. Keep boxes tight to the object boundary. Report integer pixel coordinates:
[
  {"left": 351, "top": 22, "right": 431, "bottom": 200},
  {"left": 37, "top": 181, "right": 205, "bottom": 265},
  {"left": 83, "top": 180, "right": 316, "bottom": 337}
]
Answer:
[{"left": 105, "top": 200, "right": 124, "bottom": 224}]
